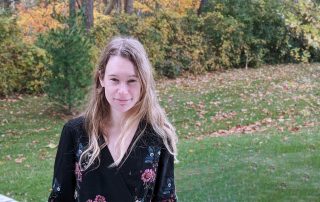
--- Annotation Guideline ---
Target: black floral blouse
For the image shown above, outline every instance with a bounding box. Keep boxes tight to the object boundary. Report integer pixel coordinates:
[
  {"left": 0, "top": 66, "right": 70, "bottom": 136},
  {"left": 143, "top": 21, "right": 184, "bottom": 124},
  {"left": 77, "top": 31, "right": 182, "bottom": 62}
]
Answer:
[{"left": 48, "top": 117, "right": 177, "bottom": 202}]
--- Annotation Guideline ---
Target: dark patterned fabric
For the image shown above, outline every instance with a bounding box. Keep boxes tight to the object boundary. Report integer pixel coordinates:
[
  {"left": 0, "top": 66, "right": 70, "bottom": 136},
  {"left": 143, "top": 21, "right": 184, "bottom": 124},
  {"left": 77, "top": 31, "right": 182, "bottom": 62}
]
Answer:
[{"left": 48, "top": 117, "right": 177, "bottom": 202}]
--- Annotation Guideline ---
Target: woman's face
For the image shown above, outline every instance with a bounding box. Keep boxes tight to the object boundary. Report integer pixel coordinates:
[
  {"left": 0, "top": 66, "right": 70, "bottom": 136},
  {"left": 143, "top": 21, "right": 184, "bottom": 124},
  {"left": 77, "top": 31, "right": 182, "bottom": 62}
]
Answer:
[{"left": 100, "top": 56, "right": 141, "bottom": 115}]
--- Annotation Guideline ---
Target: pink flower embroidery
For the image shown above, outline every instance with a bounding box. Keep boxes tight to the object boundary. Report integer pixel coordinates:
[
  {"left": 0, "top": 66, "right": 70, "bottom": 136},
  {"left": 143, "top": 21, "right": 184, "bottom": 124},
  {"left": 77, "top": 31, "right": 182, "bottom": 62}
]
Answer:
[
  {"left": 141, "top": 169, "right": 156, "bottom": 184},
  {"left": 94, "top": 195, "right": 106, "bottom": 202},
  {"left": 75, "top": 162, "right": 82, "bottom": 182},
  {"left": 86, "top": 195, "right": 106, "bottom": 202}
]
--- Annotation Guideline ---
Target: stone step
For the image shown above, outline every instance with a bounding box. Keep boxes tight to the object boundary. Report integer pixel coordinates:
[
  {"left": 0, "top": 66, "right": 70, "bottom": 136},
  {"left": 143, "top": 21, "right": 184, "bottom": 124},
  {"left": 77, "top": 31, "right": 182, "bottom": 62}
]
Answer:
[{"left": 0, "top": 194, "right": 17, "bottom": 202}]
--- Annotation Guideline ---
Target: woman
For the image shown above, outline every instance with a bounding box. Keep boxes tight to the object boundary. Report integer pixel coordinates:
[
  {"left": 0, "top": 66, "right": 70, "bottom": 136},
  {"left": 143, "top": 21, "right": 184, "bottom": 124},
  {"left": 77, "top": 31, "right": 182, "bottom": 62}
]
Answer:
[{"left": 48, "top": 36, "right": 178, "bottom": 202}]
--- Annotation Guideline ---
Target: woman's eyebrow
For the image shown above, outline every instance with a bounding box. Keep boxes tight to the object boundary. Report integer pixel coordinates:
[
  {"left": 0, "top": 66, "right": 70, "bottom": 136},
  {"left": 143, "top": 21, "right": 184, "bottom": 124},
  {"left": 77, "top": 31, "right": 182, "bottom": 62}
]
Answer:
[
  {"left": 129, "top": 75, "right": 138, "bottom": 78},
  {"left": 107, "top": 74, "right": 138, "bottom": 77}
]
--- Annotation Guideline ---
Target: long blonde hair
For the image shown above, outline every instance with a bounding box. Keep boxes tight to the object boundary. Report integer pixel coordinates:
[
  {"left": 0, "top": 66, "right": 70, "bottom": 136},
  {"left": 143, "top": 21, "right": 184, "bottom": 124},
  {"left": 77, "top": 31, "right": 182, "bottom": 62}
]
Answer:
[{"left": 79, "top": 36, "right": 178, "bottom": 170}]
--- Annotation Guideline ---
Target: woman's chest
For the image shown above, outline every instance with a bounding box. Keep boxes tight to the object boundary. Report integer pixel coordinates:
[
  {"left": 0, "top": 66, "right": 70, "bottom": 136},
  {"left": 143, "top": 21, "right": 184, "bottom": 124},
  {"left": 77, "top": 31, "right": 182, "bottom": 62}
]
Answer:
[{"left": 75, "top": 137, "right": 163, "bottom": 200}]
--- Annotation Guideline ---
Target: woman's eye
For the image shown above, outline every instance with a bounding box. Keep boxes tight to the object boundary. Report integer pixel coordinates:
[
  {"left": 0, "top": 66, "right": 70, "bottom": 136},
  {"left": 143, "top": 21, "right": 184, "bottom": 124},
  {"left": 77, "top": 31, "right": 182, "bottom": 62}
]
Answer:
[
  {"left": 128, "top": 80, "right": 137, "bottom": 83},
  {"left": 110, "top": 78, "right": 119, "bottom": 82}
]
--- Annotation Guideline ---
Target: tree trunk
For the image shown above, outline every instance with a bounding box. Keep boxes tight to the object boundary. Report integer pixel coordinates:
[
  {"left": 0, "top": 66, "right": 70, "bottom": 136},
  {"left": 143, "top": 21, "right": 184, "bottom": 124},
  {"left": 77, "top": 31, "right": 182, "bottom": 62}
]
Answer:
[
  {"left": 115, "top": 0, "right": 122, "bottom": 14},
  {"left": 197, "top": 0, "right": 208, "bottom": 15},
  {"left": 1, "top": 0, "right": 14, "bottom": 11},
  {"left": 124, "top": 0, "right": 134, "bottom": 14},
  {"left": 83, "top": 0, "right": 94, "bottom": 33},
  {"left": 155, "top": 1, "right": 161, "bottom": 11},
  {"left": 245, "top": 55, "right": 249, "bottom": 70},
  {"left": 0, "top": 0, "right": 9, "bottom": 9},
  {"left": 69, "top": 0, "right": 76, "bottom": 27},
  {"left": 104, "top": 0, "right": 115, "bottom": 15},
  {"left": 104, "top": 0, "right": 133, "bottom": 15}
]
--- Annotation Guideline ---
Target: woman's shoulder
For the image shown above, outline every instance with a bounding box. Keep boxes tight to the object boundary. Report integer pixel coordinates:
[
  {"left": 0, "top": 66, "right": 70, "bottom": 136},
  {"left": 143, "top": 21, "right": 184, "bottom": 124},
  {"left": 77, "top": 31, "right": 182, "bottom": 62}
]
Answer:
[
  {"left": 62, "top": 115, "right": 86, "bottom": 137},
  {"left": 140, "top": 122, "right": 166, "bottom": 148},
  {"left": 64, "top": 116, "right": 85, "bottom": 129}
]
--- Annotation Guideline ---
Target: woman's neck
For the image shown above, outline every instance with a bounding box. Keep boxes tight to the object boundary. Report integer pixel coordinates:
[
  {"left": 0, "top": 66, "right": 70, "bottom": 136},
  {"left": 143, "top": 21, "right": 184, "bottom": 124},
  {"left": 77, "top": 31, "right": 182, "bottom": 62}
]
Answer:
[{"left": 109, "top": 110, "right": 125, "bottom": 131}]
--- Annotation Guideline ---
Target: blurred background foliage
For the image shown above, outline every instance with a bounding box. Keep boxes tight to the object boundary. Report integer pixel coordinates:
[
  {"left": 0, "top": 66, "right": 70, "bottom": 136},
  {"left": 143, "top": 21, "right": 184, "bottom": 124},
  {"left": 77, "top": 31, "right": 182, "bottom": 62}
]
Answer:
[{"left": 0, "top": 0, "right": 320, "bottom": 96}]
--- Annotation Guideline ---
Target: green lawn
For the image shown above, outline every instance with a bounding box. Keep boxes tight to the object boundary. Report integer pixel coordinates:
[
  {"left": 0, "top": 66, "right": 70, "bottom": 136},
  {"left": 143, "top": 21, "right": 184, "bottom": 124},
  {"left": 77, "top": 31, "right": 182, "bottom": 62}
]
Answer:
[{"left": 0, "top": 63, "right": 319, "bottom": 201}]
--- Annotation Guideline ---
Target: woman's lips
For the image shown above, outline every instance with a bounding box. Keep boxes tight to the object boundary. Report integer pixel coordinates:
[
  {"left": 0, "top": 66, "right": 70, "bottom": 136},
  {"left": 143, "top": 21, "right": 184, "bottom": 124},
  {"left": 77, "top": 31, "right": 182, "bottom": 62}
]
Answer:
[{"left": 114, "top": 98, "right": 132, "bottom": 104}]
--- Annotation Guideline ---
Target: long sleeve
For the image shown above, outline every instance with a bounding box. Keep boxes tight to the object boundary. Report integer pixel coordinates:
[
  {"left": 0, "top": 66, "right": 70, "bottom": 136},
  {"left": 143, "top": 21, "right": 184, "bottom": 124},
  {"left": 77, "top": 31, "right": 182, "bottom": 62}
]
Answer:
[
  {"left": 152, "top": 146, "right": 177, "bottom": 202},
  {"left": 48, "top": 124, "right": 77, "bottom": 202}
]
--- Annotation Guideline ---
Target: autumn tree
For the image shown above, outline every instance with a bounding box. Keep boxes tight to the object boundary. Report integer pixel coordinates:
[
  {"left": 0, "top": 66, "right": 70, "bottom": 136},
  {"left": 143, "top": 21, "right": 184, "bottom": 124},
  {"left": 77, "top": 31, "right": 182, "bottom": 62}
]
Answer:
[
  {"left": 83, "top": 0, "right": 94, "bottom": 32},
  {"left": 0, "top": 0, "right": 17, "bottom": 14},
  {"left": 197, "top": 0, "right": 208, "bottom": 15},
  {"left": 68, "top": 0, "right": 93, "bottom": 33},
  {"left": 0, "top": 0, "right": 12, "bottom": 10},
  {"left": 104, "top": 0, "right": 134, "bottom": 15}
]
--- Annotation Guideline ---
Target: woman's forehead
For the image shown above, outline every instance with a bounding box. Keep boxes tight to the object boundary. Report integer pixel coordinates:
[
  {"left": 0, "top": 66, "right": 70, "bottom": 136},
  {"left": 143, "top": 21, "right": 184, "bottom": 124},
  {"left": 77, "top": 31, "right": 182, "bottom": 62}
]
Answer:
[{"left": 105, "top": 56, "right": 137, "bottom": 76}]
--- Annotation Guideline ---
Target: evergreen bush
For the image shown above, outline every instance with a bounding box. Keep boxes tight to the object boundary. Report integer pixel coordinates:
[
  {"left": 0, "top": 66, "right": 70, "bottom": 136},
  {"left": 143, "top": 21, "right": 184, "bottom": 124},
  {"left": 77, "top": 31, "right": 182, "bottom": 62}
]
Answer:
[{"left": 37, "top": 26, "right": 93, "bottom": 112}]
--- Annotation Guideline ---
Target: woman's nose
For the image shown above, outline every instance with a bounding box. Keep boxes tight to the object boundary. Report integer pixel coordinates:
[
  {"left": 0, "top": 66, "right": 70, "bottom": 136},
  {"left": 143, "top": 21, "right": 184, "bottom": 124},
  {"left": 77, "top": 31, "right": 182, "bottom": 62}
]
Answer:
[{"left": 118, "top": 83, "right": 129, "bottom": 94}]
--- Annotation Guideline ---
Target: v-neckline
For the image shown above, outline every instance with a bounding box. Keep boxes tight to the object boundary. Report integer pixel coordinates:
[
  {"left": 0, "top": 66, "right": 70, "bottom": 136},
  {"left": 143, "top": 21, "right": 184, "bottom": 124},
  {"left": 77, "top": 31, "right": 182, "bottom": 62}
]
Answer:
[{"left": 102, "top": 121, "right": 146, "bottom": 166}]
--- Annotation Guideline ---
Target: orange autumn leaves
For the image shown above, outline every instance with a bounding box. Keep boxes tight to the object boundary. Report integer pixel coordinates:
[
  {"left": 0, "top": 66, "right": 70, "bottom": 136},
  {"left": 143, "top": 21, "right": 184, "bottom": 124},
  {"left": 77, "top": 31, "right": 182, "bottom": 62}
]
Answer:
[
  {"left": 16, "top": 2, "right": 67, "bottom": 43},
  {"left": 16, "top": 0, "right": 198, "bottom": 43},
  {"left": 135, "top": 0, "right": 199, "bottom": 14},
  {"left": 157, "top": 64, "right": 319, "bottom": 140}
]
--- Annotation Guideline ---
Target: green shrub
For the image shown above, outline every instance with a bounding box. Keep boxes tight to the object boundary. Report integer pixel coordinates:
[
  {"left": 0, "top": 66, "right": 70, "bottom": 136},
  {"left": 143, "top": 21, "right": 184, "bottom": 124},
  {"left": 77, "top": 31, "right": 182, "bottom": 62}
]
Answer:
[
  {"left": 202, "top": 11, "right": 243, "bottom": 69},
  {"left": 283, "top": 0, "right": 320, "bottom": 63},
  {"left": 0, "top": 16, "right": 49, "bottom": 96},
  {"left": 37, "top": 26, "right": 93, "bottom": 112},
  {"left": 93, "top": 0, "right": 320, "bottom": 74},
  {"left": 201, "top": 0, "right": 320, "bottom": 66},
  {"left": 165, "top": 11, "right": 207, "bottom": 75},
  {"left": 94, "top": 11, "right": 207, "bottom": 78},
  {"left": 201, "top": 0, "right": 290, "bottom": 68}
]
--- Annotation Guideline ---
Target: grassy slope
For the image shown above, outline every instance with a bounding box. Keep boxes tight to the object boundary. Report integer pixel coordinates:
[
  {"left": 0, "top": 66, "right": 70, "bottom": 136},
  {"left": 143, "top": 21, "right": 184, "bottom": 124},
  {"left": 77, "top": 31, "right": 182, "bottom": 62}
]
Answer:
[{"left": 0, "top": 63, "right": 319, "bottom": 201}]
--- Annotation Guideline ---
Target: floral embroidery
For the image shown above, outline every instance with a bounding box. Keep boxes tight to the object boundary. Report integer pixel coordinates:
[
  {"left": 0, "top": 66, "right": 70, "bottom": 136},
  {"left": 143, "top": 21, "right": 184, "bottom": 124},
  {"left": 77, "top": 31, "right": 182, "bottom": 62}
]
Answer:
[
  {"left": 49, "top": 178, "right": 61, "bottom": 200},
  {"left": 136, "top": 146, "right": 163, "bottom": 200},
  {"left": 161, "top": 177, "right": 174, "bottom": 195},
  {"left": 161, "top": 196, "right": 176, "bottom": 202},
  {"left": 86, "top": 195, "right": 106, "bottom": 202},
  {"left": 52, "top": 178, "right": 61, "bottom": 193},
  {"left": 76, "top": 142, "right": 84, "bottom": 160},
  {"left": 76, "top": 142, "right": 89, "bottom": 169},
  {"left": 144, "top": 146, "right": 161, "bottom": 164},
  {"left": 75, "top": 162, "right": 82, "bottom": 182},
  {"left": 141, "top": 169, "right": 156, "bottom": 184}
]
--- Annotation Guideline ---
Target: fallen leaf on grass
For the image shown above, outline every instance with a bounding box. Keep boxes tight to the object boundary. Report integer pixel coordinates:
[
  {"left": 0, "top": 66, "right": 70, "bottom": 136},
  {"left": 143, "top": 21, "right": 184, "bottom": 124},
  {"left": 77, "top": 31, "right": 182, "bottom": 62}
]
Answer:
[
  {"left": 277, "top": 127, "right": 284, "bottom": 132},
  {"left": 303, "top": 122, "right": 315, "bottom": 127},
  {"left": 195, "top": 121, "right": 202, "bottom": 127},
  {"left": 1, "top": 119, "right": 8, "bottom": 124},
  {"left": 186, "top": 101, "right": 194, "bottom": 107},
  {"left": 4, "top": 98, "right": 19, "bottom": 102},
  {"left": 290, "top": 126, "right": 300, "bottom": 132},
  {"left": 211, "top": 111, "right": 237, "bottom": 122},
  {"left": 34, "top": 127, "right": 49, "bottom": 133},
  {"left": 25, "top": 164, "right": 31, "bottom": 168},
  {"left": 197, "top": 117, "right": 276, "bottom": 139},
  {"left": 15, "top": 157, "right": 26, "bottom": 163},
  {"left": 46, "top": 143, "right": 57, "bottom": 149}
]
